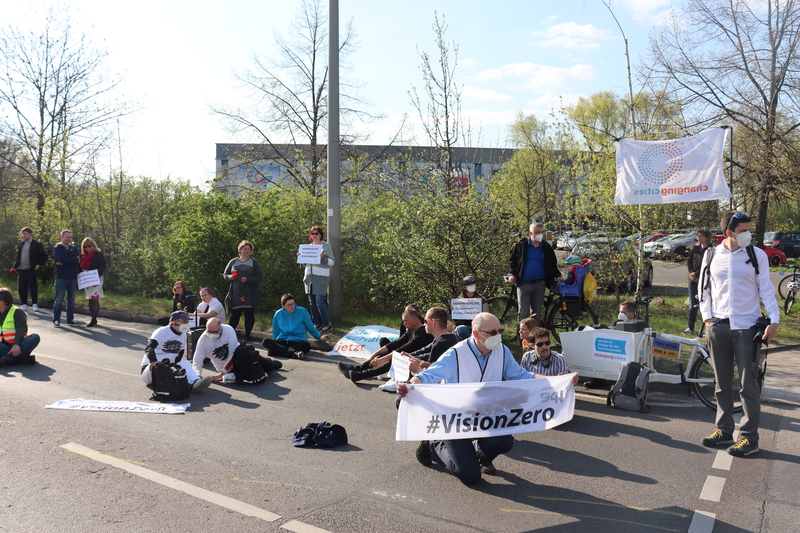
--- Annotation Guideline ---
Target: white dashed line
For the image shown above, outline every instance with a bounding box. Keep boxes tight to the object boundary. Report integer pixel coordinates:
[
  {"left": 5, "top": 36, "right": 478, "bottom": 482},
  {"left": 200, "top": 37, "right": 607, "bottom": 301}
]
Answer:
[
  {"left": 712, "top": 449, "right": 733, "bottom": 471},
  {"left": 281, "top": 520, "right": 333, "bottom": 533},
  {"left": 688, "top": 510, "right": 716, "bottom": 533},
  {"left": 699, "top": 475, "right": 726, "bottom": 502}
]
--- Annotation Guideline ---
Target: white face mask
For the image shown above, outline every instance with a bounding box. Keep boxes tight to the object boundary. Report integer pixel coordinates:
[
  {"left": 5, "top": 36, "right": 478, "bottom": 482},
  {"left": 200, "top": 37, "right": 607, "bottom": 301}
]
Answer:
[
  {"left": 207, "top": 332, "right": 221, "bottom": 341},
  {"left": 533, "top": 233, "right": 544, "bottom": 243},
  {"left": 177, "top": 323, "right": 191, "bottom": 334},
  {"left": 482, "top": 333, "right": 503, "bottom": 351},
  {"left": 618, "top": 312, "right": 629, "bottom": 321},
  {"left": 735, "top": 230, "right": 752, "bottom": 248},
  {"left": 466, "top": 284, "right": 477, "bottom": 293}
]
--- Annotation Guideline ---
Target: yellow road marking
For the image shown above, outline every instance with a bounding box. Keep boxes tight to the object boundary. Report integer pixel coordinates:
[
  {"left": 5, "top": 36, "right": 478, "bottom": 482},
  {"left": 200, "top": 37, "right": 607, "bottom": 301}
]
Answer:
[
  {"left": 501, "top": 508, "right": 682, "bottom": 531},
  {"left": 528, "top": 496, "right": 690, "bottom": 517}
]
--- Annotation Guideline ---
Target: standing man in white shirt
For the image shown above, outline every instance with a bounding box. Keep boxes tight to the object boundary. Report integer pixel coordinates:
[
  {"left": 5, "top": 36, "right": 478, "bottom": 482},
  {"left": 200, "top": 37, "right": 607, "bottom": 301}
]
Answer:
[{"left": 699, "top": 211, "right": 780, "bottom": 457}]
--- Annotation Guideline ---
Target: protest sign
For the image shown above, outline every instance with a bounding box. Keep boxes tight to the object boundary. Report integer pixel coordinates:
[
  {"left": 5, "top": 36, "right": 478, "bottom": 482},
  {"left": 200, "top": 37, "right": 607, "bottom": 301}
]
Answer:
[
  {"left": 328, "top": 325, "right": 400, "bottom": 359},
  {"left": 297, "top": 244, "right": 323, "bottom": 264},
  {"left": 451, "top": 298, "right": 482, "bottom": 320},
  {"left": 46, "top": 398, "right": 189, "bottom": 414},
  {"left": 77, "top": 269, "right": 100, "bottom": 290}
]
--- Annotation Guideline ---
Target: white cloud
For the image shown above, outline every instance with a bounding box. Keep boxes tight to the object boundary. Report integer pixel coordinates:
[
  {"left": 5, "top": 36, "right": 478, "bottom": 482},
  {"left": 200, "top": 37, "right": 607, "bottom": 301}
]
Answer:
[
  {"left": 531, "top": 21, "right": 616, "bottom": 50},
  {"left": 462, "top": 85, "right": 513, "bottom": 103},
  {"left": 474, "top": 62, "right": 595, "bottom": 93},
  {"left": 619, "top": 0, "right": 673, "bottom": 21}
]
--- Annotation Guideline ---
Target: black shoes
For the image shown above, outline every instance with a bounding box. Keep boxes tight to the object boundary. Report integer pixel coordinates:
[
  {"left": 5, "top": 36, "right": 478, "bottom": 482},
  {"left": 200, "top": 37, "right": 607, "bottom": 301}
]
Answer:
[
  {"left": 416, "top": 441, "right": 432, "bottom": 465},
  {"left": 337, "top": 362, "right": 352, "bottom": 379},
  {"left": 87, "top": 318, "right": 98, "bottom": 327}
]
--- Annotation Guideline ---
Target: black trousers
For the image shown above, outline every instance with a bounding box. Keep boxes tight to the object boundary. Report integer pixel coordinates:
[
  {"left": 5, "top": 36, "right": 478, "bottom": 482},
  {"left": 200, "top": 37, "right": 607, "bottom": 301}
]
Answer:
[
  {"left": 261, "top": 338, "right": 311, "bottom": 357},
  {"left": 17, "top": 268, "right": 38, "bottom": 305}
]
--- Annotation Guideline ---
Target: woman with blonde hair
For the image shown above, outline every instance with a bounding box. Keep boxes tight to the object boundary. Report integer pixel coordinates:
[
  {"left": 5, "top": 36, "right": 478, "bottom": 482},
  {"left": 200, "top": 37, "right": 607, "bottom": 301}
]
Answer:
[{"left": 79, "top": 237, "right": 106, "bottom": 328}]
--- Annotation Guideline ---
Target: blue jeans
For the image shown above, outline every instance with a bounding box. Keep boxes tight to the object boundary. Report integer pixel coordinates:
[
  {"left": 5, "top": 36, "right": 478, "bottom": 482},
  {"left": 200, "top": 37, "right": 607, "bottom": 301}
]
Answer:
[
  {"left": 53, "top": 278, "right": 77, "bottom": 323},
  {"left": 308, "top": 293, "right": 330, "bottom": 326},
  {"left": 0, "top": 334, "right": 41, "bottom": 364}
]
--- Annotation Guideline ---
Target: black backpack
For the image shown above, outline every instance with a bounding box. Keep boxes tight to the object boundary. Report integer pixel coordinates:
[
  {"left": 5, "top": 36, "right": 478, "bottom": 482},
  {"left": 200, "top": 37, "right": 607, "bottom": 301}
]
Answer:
[
  {"left": 232, "top": 343, "right": 267, "bottom": 385},
  {"left": 151, "top": 359, "right": 191, "bottom": 402},
  {"left": 607, "top": 362, "right": 651, "bottom": 413}
]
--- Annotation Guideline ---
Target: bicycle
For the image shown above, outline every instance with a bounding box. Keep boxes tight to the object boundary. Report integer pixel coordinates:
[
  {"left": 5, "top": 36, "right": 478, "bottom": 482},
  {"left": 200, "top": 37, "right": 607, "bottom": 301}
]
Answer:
[
  {"left": 779, "top": 261, "right": 800, "bottom": 314},
  {"left": 486, "top": 275, "right": 519, "bottom": 340},
  {"left": 777, "top": 260, "right": 800, "bottom": 300}
]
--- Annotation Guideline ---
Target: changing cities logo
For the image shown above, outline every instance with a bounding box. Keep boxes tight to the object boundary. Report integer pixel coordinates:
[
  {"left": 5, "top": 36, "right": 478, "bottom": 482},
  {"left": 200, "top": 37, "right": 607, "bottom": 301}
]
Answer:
[{"left": 632, "top": 141, "right": 709, "bottom": 197}]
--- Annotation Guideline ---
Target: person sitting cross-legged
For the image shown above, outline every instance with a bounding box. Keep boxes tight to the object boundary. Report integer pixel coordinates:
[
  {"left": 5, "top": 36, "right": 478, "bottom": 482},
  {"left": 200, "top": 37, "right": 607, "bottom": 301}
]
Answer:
[
  {"left": 262, "top": 294, "right": 328, "bottom": 360},
  {"left": 194, "top": 318, "right": 281, "bottom": 381},
  {"left": 0, "top": 287, "right": 40, "bottom": 368}
]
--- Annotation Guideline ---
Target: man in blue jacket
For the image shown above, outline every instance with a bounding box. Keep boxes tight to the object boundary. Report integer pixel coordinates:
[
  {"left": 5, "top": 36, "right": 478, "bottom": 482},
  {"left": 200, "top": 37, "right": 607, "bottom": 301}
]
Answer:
[{"left": 52, "top": 230, "right": 80, "bottom": 327}]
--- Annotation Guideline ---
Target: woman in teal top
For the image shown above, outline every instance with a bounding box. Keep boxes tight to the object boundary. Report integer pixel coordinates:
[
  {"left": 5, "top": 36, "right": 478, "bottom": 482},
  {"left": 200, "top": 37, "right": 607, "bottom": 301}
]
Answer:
[{"left": 261, "top": 294, "right": 329, "bottom": 359}]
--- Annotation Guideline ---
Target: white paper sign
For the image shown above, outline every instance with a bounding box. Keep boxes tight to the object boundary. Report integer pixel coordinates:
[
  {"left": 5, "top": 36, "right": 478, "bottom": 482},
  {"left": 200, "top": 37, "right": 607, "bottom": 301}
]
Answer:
[
  {"left": 391, "top": 351, "right": 411, "bottom": 382},
  {"left": 328, "top": 325, "right": 400, "bottom": 359},
  {"left": 451, "top": 298, "right": 482, "bottom": 320},
  {"left": 45, "top": 398, "right": 189, "bottom": 414},
  {"left": 297, "top": 244, "right": 323, "bottom": 264},
  {"left": 77, "top": 269, "right": 100, "bottom": 290},
  {"left": 396, "top": 375, "right": 575, "bottom": 441}
]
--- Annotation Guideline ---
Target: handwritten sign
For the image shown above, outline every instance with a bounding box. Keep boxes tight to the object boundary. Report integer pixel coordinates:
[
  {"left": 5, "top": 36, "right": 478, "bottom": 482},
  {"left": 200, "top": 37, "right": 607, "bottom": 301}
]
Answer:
[
  {"left": 297, "top": 244, "right": 323, "bottom": 264},
  {"left": 77, "top": 269, "right": 100, "bottom": 290},
  {"left": 451, "top": 298, "right": 482, "bottom": 320}
]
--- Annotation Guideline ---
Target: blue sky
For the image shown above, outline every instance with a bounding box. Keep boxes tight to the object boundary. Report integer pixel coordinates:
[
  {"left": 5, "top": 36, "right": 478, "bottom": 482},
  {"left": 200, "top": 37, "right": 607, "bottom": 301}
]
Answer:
[{"left": 2, "top": 0, "right": 673, "bottom": 185}]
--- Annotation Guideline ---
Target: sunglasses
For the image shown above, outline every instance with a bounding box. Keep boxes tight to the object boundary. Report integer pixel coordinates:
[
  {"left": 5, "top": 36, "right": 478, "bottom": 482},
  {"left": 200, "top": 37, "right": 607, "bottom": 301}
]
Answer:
[
  {"left": 83, "top": 245, "right": 93, "bottom": 249},
  {"left": 310, "top": 232, "right": 320, "bottom": 235},
  {"left": 535, "top": 340, "right": 551, "bottom": 347},
  {"left": 727, "top": 212, "right": 749, "bottom": 228},
  {"left": 479, "top": 328, "right": 504, "bottom": 336}
]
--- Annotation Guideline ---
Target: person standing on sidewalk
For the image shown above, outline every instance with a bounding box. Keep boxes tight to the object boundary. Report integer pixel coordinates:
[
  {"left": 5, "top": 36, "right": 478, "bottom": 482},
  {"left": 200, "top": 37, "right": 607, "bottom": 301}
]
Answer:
[
  {"left": 12, "top": 227, "right": 48, "bottom": 312},
  {"left": 685, "top": 229, "right": 711, "bottom": 335},
  {"left": 508, "top": 222, "right": 562, "bottom": 323},
  {"left": 699, "top": 211, "right": 780, "bottom": 457},
  {"left": 52, "top": 230, "right": 80, "bottom": 327}
]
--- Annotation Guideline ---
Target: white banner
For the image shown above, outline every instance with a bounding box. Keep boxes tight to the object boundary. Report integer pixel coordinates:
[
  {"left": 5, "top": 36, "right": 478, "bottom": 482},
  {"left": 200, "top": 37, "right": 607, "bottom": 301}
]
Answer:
[
  {"left": 46, "top": 398, "right": 189, "bottom": 414},
  {"left": 328, "top": 325, "right": 400, "bottom": 359},
  {"left": 396, "top": 374, "right": 575, "bottom": 441},
  {"left": 615, "top": 127, "right": 731, "bottom": 205},
  {"left": 450, "top": 298, "right": 482, "bottom": 320},
  {"left": 297, "top": 244, "right": 322, "bottom": 264},
  {"left": 77, "top": 269, "right": 101, "bottom": 290}
]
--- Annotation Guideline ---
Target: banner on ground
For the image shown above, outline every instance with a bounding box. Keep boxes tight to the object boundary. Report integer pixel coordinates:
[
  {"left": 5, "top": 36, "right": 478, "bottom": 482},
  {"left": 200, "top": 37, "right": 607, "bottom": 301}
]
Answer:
[
  {"left": 396, "top": 374, "right": 575, "bottom": 441},
  {"left": 328, "top": 325, "right": 400, "bottom": 359},
  {"left": 77, "top": 269, "right": 100, "bottom": 290},
  {"left": 46, "top": 398, "right": 189, "bottom": 414},
  {"left": 615, "top": 127, "right": 730, "bottom": 205}
]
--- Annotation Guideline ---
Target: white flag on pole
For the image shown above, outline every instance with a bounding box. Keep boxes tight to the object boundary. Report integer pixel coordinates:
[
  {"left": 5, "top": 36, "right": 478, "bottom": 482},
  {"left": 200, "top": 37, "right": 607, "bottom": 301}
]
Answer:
[{"left": 615, "top": 127, "right": 731, "bottom": 205}]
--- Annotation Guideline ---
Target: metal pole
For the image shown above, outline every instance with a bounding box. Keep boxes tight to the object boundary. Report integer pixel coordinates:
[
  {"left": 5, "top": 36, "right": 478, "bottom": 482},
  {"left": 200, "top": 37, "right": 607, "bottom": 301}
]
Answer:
[{"left": 327, "top": 0, "right": 342, "bottom": 323}]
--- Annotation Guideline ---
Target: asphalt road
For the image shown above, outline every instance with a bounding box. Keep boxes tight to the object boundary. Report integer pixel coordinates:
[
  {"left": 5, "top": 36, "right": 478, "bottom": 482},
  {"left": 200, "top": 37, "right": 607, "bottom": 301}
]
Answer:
[{"left": 2, "top": 311, "right": 798, "bottom": 533}]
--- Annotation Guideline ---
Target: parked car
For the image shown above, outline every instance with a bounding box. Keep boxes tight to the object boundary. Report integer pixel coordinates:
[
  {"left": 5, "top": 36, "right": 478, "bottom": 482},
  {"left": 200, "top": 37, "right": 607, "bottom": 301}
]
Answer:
[
  {"left": 643, "top": 234, "right": 678, "bottom": 256},
  {"left": 712, "top": 235, "right": 787, "bottom": 266},
  {"left": 764, "top": 231, "right": 800, "bottom": 258},
  {"left": 558, "top": 231, "right": 585, "bottom": 250},
  {"left": 571, "top": 238, "right": 654, "bottom": 293},
  {"left": 653, "top": 232, "right": 697, "bottom": 259}
]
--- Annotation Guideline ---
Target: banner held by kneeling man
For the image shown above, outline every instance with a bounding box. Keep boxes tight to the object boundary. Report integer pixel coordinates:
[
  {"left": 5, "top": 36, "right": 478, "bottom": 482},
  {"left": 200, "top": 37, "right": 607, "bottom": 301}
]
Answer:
[{"left": 396, "top": 374, "right": 575, "bottom": 441}]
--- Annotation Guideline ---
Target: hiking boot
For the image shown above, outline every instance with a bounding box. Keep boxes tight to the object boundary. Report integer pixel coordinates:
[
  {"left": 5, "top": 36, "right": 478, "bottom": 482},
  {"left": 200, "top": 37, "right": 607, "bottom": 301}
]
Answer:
[
  {"left": 416, "top": 441, "right": 432, "bottom": 465},
  {"left": 728, "top": 437, "right": 759, "bottom": 457},
  {"left": 480, "top": 459, "right": 497, "bottom": 475},
  {"left": 702, "top": 429, "right": 734, "bottom": 447},
  {"left": 192, "top": 376, "right": 213, "bottom": 393}
]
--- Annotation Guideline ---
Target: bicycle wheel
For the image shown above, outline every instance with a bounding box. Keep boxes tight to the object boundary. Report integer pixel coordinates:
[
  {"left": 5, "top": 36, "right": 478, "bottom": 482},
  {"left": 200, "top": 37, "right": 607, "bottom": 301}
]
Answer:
[
  {"left": 689, "top": 352, "right": 743, "bottom": 413},
  {"left": 778, "top": 274, "right": 800, "bottom": 299},
  {"left": 784, "top": 291, "right": 796, "bottom": 315},
  {"left": 487, "top": 296, "right": 519, "bottom": 340},
  {"left": 545, "top": 299, "right": 599, "bottom": 343}
]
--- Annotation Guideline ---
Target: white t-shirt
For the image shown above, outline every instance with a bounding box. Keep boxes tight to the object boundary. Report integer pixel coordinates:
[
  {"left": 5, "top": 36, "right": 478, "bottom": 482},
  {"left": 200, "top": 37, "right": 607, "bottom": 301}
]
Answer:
[
  {"left": 192, "top": 323, "right": 239, "bottom": 376},
  {"left": 140, "top": 325, "right": 186, "bottom": 368},
  {"left": 197, "top": 297, "right": 225, "bottom": 322}
]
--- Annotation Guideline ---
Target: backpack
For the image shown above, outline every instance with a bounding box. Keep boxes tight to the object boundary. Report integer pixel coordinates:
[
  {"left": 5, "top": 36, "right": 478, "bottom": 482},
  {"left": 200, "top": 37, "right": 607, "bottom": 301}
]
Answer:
[
  {"left": 231, "top": 343, "right": 267, "bottom": 385},
  {"left": 607, "top": 362, "right": 651, "bottom": 413},
  {"left": 699, "top": 244, "right": 759, "bottom": 304},
  {"left": 151, "top": 359, "right": 191, "bottom": 402}
]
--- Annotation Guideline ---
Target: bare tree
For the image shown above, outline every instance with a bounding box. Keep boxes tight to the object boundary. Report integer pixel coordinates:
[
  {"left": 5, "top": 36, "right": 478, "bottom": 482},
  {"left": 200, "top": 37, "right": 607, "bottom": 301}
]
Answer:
[
  {"left": 214, "top": 0, "right": 377, "bottom": 197},
  {"left": 0, "top": 6, "right": 134, "bottom": 215},
  {"left": 643, "top": 0, "right": 800, "bottom": 243},
  {"left": 409, "top": 12, "right": 467, "bottom": 192}
]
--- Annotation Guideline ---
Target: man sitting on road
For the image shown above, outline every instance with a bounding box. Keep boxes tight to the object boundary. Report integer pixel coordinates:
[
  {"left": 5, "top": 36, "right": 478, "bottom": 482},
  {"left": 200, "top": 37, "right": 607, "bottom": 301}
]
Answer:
[
  {"left": 140, "top": 310, "right": 212, "bottom": 393},
  {"left": 193, "top": 318, "right": 281, "bottom": 382},
  {"left": 337, "top": 307, "right": 433, "bottom": 384},
  {"left": 520, "top": 327, "right": 579, "bottom": 385},
  {"left": 262, "top": 293, "right": 329, "bottom": 360},
  {"left": 397, "top": 312, "right": 553, "bottom": 485},
  {"left": 380, "top": 306, "right": 460, "bottom": 392},
  {"left": 0, "top": 287, "right": 40, "bottom": 368}
]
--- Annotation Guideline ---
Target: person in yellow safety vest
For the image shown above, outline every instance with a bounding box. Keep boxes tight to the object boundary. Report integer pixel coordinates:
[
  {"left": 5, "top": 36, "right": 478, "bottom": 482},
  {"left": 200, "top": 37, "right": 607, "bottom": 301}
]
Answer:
[{"left": 0, "top": 287, "right": 40, "bottom": 368}]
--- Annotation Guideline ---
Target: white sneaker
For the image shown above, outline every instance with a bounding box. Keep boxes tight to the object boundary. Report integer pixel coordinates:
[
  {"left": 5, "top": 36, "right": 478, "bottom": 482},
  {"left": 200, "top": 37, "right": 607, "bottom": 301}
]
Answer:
[
  {"left": 21, "top": 304, "right": 27, "bottom": 311},
  {"left": 379, "top": 379, "right": 398, "bottom": 392},
  {"left": 683, "top": 328, "right": 694, "bottom": 335},
  {"left": 32, "top": 304, "right": 39, "bottom": 311},
  {"left": 192, "top": 376, "right": 213, "bottom": 392}
]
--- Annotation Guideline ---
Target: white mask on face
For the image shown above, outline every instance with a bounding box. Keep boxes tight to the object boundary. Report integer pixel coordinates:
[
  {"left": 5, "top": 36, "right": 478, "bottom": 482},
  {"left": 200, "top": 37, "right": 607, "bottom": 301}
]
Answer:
[
  {"left": 735, "top": 230, "right": 752, "bottom": 249},
  {"left": 483, "top": 333, "right": 503, "bottom": 351},
  {"left": 618, "top": 312, "right": 629, "bottom": 321},
  {"left": 207, "top": 332, "right": 221, "bottom": 341},
  {"left": 178, "top": 323, "right": 191, "bottom": 334},
  {"left": 534, "top": 233, "right": 544, "bottom": 243},
  {"left": 466, "top": 284, "right": 477, "bottom": 293}
]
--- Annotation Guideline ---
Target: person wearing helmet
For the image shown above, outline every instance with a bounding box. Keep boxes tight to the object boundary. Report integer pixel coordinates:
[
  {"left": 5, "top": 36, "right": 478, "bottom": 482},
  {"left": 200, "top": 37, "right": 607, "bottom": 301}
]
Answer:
[{"left": 452, "top": 275, "right": 488, "bottom": 340}]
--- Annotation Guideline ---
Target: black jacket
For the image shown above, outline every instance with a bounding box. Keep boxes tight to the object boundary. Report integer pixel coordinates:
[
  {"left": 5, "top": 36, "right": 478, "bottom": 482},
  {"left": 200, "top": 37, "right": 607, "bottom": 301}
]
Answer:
[
  {"left": 508, "top": 238, "right": 561, "bottom": 286},
  {"left": 81, "top": 252, "right": 107, "bottom": 277},
  {"left": 687, "top": 243, "right": 709, "bottom": 278},
  {"left": 13, "top": 239, "right": 48, "bottom": 270}
]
